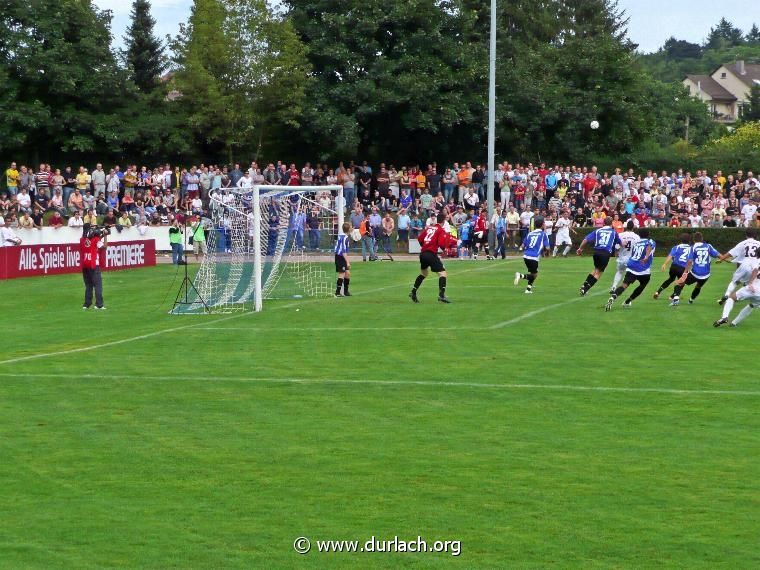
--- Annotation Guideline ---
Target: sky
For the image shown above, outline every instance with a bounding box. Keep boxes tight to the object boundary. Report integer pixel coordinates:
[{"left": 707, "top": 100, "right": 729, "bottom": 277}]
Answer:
[{"left": 97, "top": 0, "right": 758, "bottom": 55}]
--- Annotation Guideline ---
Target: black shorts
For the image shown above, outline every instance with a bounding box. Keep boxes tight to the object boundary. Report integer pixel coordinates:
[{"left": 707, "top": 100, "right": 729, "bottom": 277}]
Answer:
[
  {"left": 335, "top": 254, "right": 348, "bottom": 273},
  {"left": 668, "top": 266, "right": 685, "bottom": 280},
  {"left": 523, "top": 258, "right": 539, "bottom": 274},
  {"left": 683, "top": 273, "right": 709, "bottom": 287},
  {"left": 477, "top": 230, "right": 489, "bottom": 244},
  {"left": 420, "top": 250, "right": 445, "bottom": 273},
  {"left": 623, "top": 271, "right": 651, "bottom": 286},
  {"left": 592, "top": 252, "right": 611, "bottom": 272}
]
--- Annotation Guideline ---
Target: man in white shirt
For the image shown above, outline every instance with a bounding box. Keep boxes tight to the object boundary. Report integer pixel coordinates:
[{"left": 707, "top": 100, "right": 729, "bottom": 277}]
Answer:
[
  {"left": 68, "top": 211, "right": 84, "bottom": 227},
  {"left": 518, "top": 206, "right": 534, "bottom": 251},
  {"left": 552, "top": 211, "right": 574, "bottom": 257},
  {"left": 688, "top": 213, "right": 702, "bottom": 228},
  {"left": 0, "top": 217, "right": 22, "bottom": 246},
  {"left": 741, "top": 200, "right": 757, "bottom": 228},
  {"left": 717, "top": 230, "right": 760, "bottom": 305}
]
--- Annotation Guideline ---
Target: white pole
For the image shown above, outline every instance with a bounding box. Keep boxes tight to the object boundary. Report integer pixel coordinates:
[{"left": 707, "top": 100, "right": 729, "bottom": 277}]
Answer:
[
  {"left": 253, "top": 185, "right": 262, "bottom": 312},
  {"left": 487, "top": 0, "right": 496, "bottom": 220},
  {"left": 337, "top": 186, "right": 345, "bottom": 234}
]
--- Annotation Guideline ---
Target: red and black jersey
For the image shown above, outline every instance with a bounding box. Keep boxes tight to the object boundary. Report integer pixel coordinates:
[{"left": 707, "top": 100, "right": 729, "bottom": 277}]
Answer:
[
  {"left": 474, "top": 216, "right": 488, "bottom": 233},
  {"left": 418, "top": 224, "right": 456, "bottom": 254},
  {"left": 80, "top": 236, "right": 101, "bottom": 269}
]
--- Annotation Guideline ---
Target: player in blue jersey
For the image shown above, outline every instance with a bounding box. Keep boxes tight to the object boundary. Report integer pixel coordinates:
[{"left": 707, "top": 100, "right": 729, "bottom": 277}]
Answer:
[
  {"left": 514, "top": 216, "right": 550, "bottom": 294},
  {"left": 670, "top": 232, "right": 721, "bottom": 306},
  {"left": 605, "top": 229, "right": 656, "bottom": 311},
  {"left": 576, "top": 217, "right": 622, "bottom": 296},
  {"left": 653, "top": 233, "right": 692, "bottom": 300},
  {"left": 334, "top": 222, "right": 352, "bottom": 297}
]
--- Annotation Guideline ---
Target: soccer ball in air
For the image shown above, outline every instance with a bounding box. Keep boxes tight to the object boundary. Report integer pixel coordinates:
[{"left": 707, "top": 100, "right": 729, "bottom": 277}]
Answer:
[{"left": 590, "top": 120, "right": 600, "bottom": 130}]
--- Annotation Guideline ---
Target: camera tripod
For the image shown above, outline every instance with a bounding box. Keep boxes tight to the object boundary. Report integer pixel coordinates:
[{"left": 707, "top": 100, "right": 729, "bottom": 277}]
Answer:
[{"left": 171, "top": 214, "right": 209, "bottom": 313}]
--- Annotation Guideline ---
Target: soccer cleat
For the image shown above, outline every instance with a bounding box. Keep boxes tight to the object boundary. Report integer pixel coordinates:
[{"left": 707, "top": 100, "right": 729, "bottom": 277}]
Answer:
[
  {"left": 718, "top": 296, "right": 728, "bottom": 306},
  {"left": 670, "top": 297, "right": 680, "bottom": 306},
  {"left": 688, "top": 299, "right": 694, "bottom": 305},
  {"left": 514, "top": 272, "right": 521, "bottom": 286},
  {"left": 579, "top": 287, "right": 587, "bottom": 297},
  {"left": 409, "top": 291, "right": 419, "bottom": 303},
  {"left": 95, "top": 306, "right": 106, "bottom": 310},
  {"left": 524, "top": 289, "right": 533, "bottom": 294},
  {"left": 713, "top": 318, "right": 728, "bottom": 328},
  {"left": 730, "top": 323, "right": 737, "bottom": 327},
  {"left": 653, "top": 291, "right": 660, "bottom": 299},
  {"left": 82, "top": 306, "right": 89, "bottom": 310},
  {"left": 335, "top": 292, "right": 344, "bottom": 298},
  {"left": 438, "top": 295, "right": 451, "bottom": 304},
  {"left": 343, "top": 292, "right": 352, "bottom": 297},
  {"left": 609, "top": 288, "right": 615, "bottom": 294},
  {"left": 622, "top": 300, "right": 632, "bottom": 308},
  {"left": 486, "top": 255, "right": 494, "bottom": 260},
  {"left": 604, "top": 297, "right": 614, "bottom": 312},
  {"left": 473, "top": 254, "right": 478, "bottom": 260}
]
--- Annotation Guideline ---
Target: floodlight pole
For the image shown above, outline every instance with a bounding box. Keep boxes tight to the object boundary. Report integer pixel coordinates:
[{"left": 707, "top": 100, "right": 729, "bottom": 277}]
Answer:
[{"left": 486, "top": 0, "right": 496, "bottom": 221}]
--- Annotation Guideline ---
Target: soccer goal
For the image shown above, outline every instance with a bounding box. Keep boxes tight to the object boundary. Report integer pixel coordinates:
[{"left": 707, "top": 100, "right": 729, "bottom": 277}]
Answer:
[{"left": 171, "top": 185, "right": 345, "bottom": 314}]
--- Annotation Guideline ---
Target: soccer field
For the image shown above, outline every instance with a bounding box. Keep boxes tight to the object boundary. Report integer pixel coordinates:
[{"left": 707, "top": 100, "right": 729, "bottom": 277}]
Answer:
[{"left": 1, "top": 258, "right": 758, "bottom": 568}]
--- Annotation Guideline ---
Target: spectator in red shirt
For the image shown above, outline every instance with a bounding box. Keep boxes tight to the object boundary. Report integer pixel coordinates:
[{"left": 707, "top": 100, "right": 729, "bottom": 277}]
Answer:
[
  {"left": 48, "top": 211, "right": 64, "bottom": 228},
  {"left": 287, "top": 164, "right": 300, "bottom": 186}
]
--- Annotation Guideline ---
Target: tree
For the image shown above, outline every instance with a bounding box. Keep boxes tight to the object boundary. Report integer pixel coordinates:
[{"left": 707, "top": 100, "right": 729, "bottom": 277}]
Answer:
[
  {"left": 662, "top": 37, "right": 702, "bottom": 60},
  {"left": 746, "top": 24, "right": 760, "bottom": 45},
  {"left": 742, "top": 84, "right": 760, "bottom": 122},
  {"left": 0, "top": 0, "right": 126, "bottom": 162},
  {"left": 705, "top": 18, "right": 744, "bottom": 49},
  {"left": 285, "top": 0, "right": 487, "bottom": 162},
  {"left": 123, "top": 0, "right": 165, "bottom": 91}
]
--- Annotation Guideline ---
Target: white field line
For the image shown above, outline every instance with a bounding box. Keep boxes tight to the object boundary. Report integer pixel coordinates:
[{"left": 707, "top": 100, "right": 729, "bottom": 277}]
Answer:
[
  {"left": 0, "top": 372, "right": 758, "bottom": 397},
  {"left": 490, "top": 291, "right": 606, "bottom": 329},
  {"left": 0, "top": 262, "right": 508, "bottom": 366},
  {"left": 196, "top": 326, "right": 476, "bottom": 332}
]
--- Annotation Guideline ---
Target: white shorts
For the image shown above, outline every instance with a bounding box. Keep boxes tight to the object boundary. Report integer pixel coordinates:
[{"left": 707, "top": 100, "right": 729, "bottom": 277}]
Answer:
[
  {"left": 556, "top": 234, "right": 572, "bottom": 246},
  {"left": 616, "top": 257, "right": 630, "bottom": 271},
  {"left": 735, "top": 285, "right": 760, "bottom": 306},
  {"left": 731, "top": 265, "right": 754, "bottom": 285}
]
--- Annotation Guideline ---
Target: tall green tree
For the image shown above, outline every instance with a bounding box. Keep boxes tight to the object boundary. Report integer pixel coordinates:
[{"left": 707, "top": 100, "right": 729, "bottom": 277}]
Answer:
[
  {"left": 662, "top": 37, "right": 702, "bottom": 60},
  {"left": 172, "top": 0, "right": 310, "bottom": 162},
  {"left": 123, "top": 0, "right": 165, "bottom": 91},
  {"left": 0, "top": 0, "right": 125, "bottom": 161},
  {"left": 742, "top": 84, "right": 760, "bottom": 122},
  {"left": 705, "top": 18, "right": 745, "bottom": 49},
  {"left": 746, "top": 24, "right": 760, "bottom": 45},
  {"left": 286, "top": 0, "right": 487, "bottom": 162}
]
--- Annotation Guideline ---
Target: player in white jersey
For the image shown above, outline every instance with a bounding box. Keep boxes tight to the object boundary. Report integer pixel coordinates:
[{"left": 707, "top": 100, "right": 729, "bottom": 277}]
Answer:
[
  {"left": 716, "top": 230, "right": 760, "bottom": 305},
  {"left": 714, "top": 253, "right": 760, "bottom": 327},
  {"left": 552, "top": 211, "right": 574, "bottom": 257},
  {"left": 610, "top": 221, "right": 639, "bottom": 293}
]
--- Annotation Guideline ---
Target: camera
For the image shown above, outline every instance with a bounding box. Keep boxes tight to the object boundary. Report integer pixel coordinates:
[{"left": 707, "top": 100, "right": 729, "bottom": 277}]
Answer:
[{"left": 85, "top": 225, "right": 110, "bottom": 239}]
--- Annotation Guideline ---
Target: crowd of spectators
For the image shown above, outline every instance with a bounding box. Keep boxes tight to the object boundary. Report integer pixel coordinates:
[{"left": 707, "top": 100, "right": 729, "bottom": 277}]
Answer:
[{"left": 3, "top": 160, "right": 759, "bottom": 253}]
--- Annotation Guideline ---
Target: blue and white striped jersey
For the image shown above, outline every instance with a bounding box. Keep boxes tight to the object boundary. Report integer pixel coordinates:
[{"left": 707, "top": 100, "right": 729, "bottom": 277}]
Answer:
[
  {"left": 334, "top": 234, "right": 349, "bottom": 256},
  {"left": 523, "top": 229, "right": 550, "bottom": 260},
  {"left": 668, "top": 244, "right": 691, "bottom": 269},
  {"left": 626, "top": 238, "right": 656, "bottom": 275},
  {"left": 689, "top": 242, "right": 719, "bottom": 278},
  {"left": 584, "top": 226, "right": 621, "bottom": 254}
]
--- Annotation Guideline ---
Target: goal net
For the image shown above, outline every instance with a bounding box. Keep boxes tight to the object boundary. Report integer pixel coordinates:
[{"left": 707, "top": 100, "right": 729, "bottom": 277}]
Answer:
[{"left": 171, "top": 185, "right": 344, "bottom": 314}]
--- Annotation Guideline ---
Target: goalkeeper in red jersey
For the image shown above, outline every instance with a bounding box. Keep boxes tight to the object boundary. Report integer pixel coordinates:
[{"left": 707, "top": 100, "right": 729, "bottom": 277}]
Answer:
[{"left": 409, "top": 212, "right": 457, "bottom": 304}]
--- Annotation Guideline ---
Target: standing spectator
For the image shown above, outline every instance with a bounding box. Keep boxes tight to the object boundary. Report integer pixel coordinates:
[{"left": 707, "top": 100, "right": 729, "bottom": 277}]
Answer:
[
  {"left": 359, "top": 211, "right": 376, "bottom": 261},
  {"left": 91, "top": 163, "right": 106, "bottom": 197},
  {"left": 397, "top": 208, "right": 410, "bottom": 249},
  {"left": 5, "top": 162, "right": 19, "bottom": 196},
  {"left": 306, "top": 207, "right": 321, "bottom": 250},
  {"left": 380, "top": 211, "right": 395, "bottom": 256}
]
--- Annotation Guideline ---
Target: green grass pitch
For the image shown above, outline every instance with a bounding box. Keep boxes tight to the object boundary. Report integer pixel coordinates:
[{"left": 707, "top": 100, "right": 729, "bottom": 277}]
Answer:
[{"left": 1, "top": 258, "right": 758, "bottom": 568}]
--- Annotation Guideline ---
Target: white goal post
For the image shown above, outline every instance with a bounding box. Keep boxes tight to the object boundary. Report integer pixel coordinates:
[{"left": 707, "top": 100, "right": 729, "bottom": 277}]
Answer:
[{"left": 170, "top": 184, "right": 344, "bottom": 315}]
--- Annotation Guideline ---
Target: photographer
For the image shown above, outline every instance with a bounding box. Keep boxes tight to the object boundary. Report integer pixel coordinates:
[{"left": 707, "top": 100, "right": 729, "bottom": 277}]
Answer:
[
  {"left": 169, "top": 218, "right": 185, "bottom": 264},
  {"left": 80, "top": 224, "right": 108, "bottom": 310}
]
